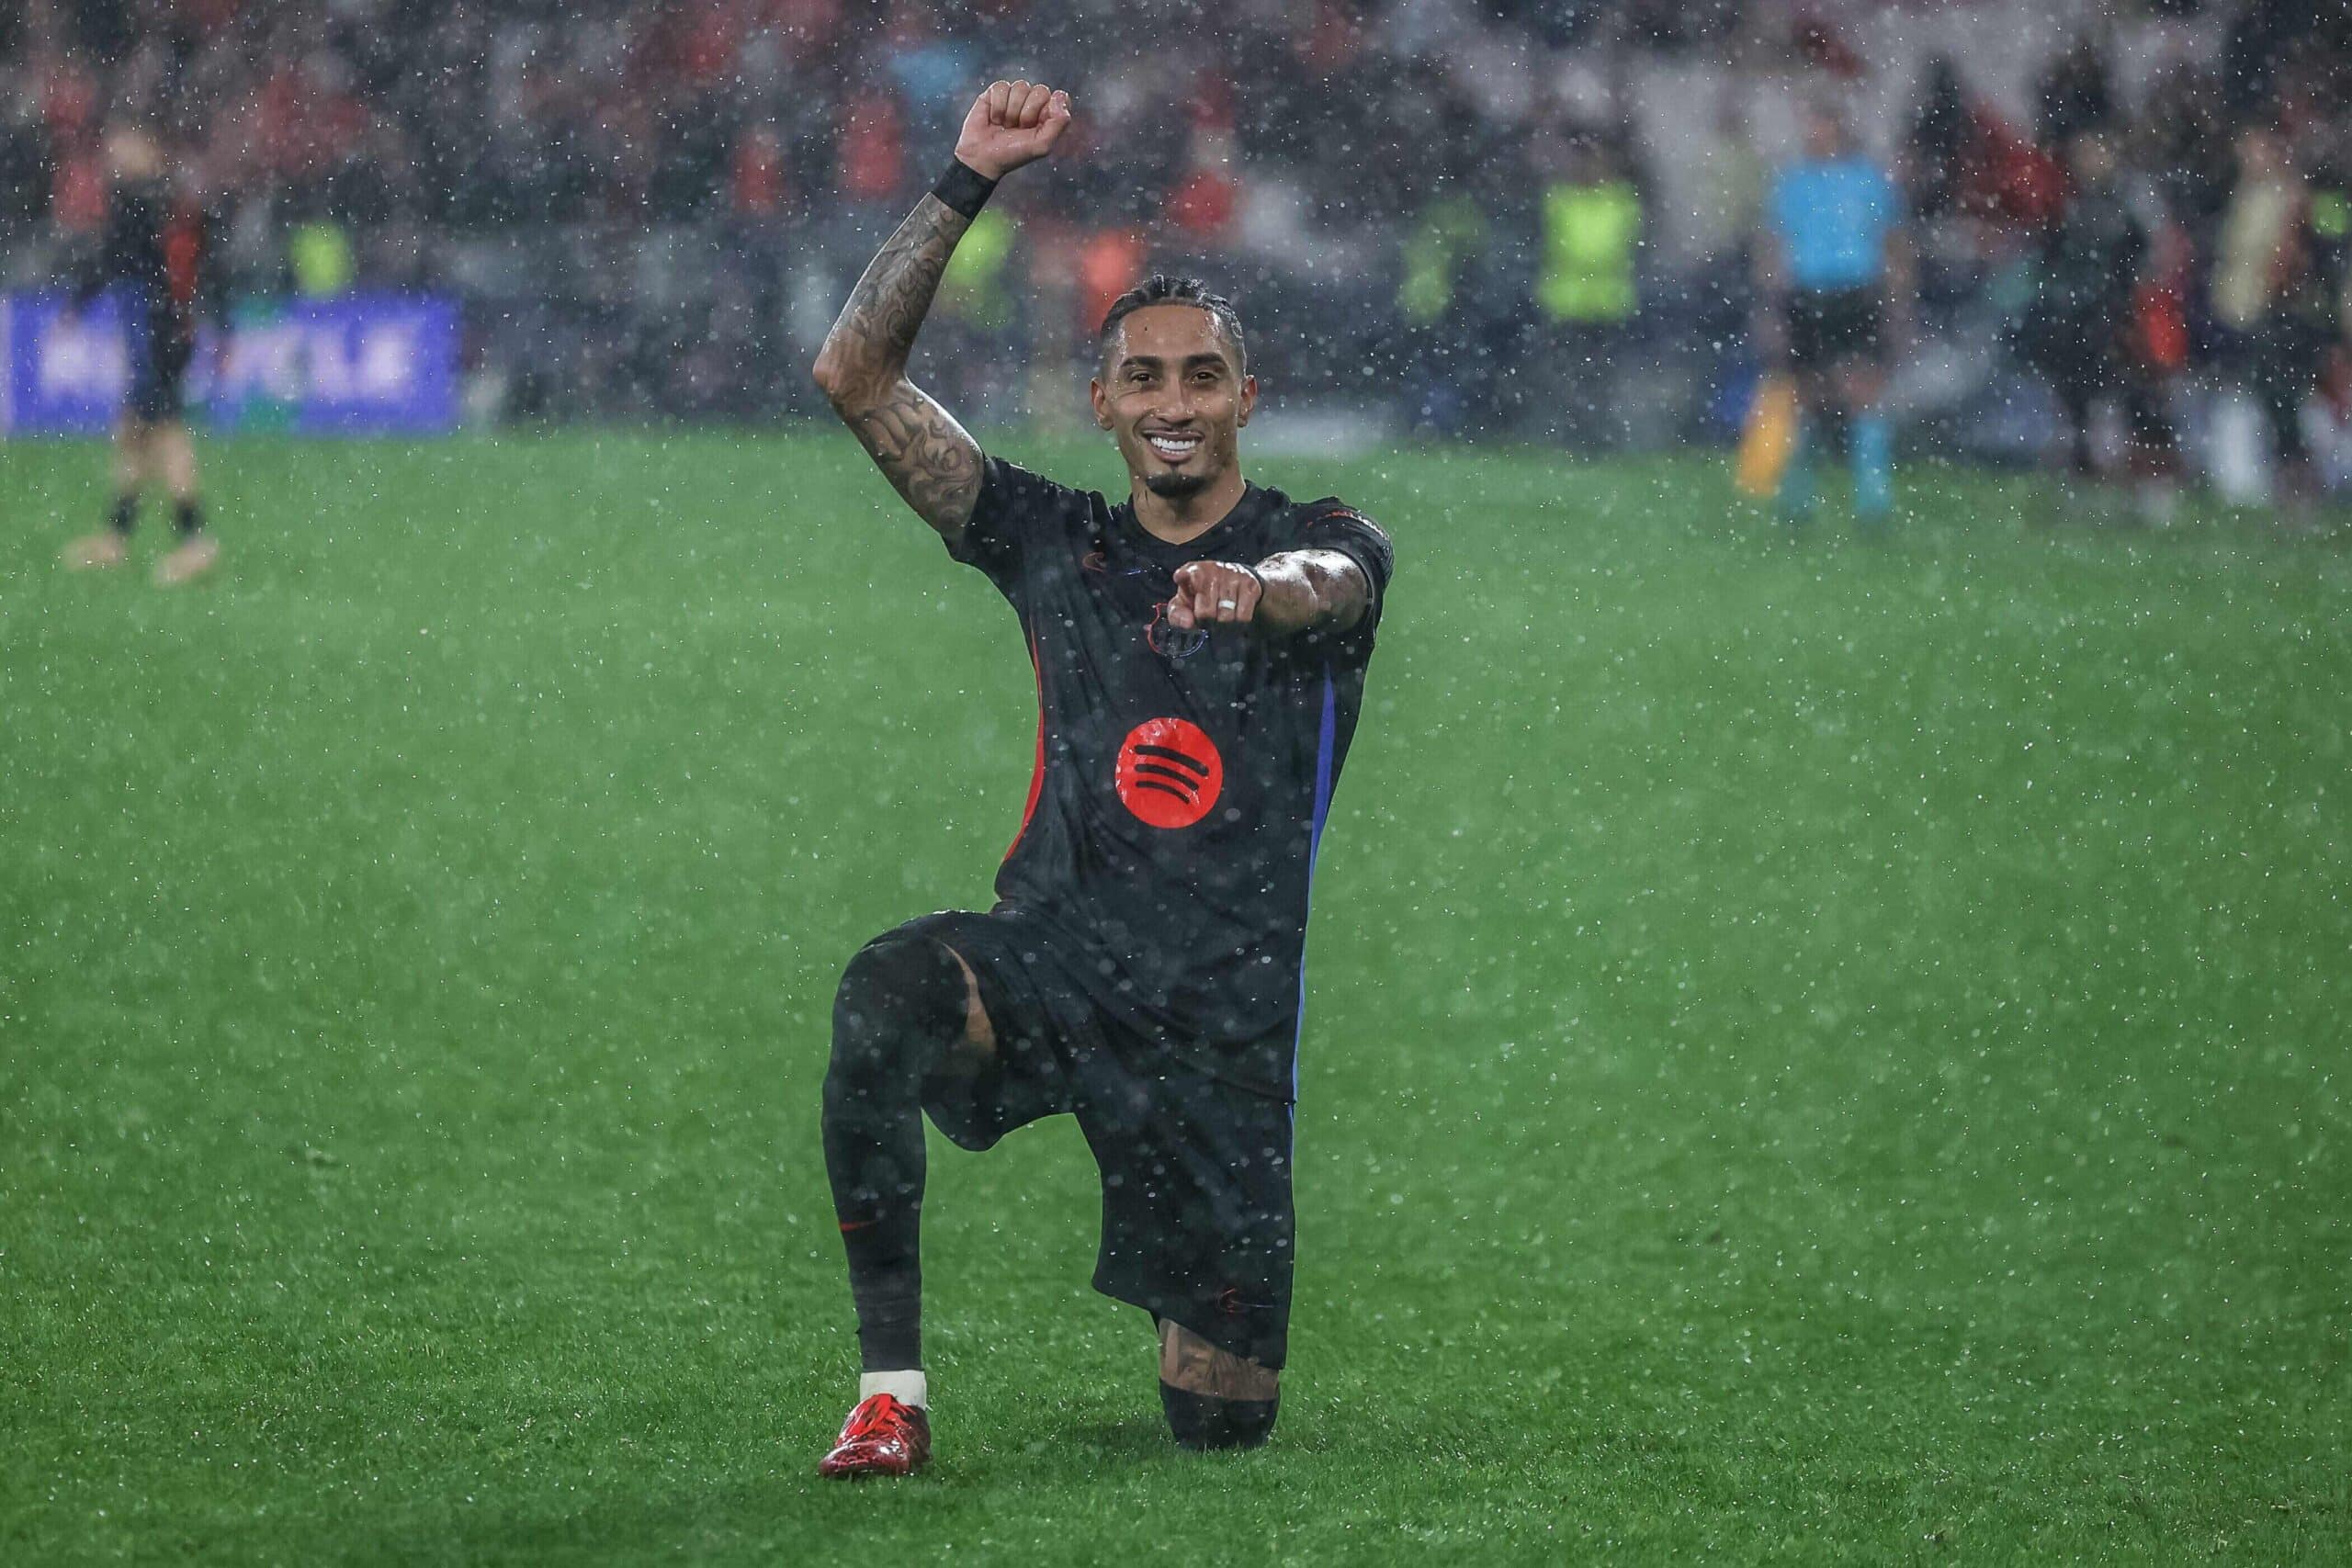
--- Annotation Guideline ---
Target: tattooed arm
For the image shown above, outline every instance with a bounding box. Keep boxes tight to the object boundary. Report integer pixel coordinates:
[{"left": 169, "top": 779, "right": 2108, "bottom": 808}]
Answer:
[
  {"left": 811, "top": 81, "right": 1072, "bottom": 542},
  {"left": 811, "top": 197, "right": 985, "bottom": 536},
  {"left": 1166, "top": 510, "right": 1393, "bottom": 639},
  {"left": 1165, "top": 553, "right": 1373, "bottom": 637}
]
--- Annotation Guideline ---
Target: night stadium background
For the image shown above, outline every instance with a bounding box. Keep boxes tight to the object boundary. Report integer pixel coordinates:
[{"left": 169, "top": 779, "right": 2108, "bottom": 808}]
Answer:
[{"left": 4, "top": 1, "right": 2346, "bottom": 1561}]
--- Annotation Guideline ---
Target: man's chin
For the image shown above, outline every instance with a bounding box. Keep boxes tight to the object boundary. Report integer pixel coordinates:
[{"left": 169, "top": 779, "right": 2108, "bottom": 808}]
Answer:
[{"left": 1142, "top": 469, "right": 1213, "bottom": 500}]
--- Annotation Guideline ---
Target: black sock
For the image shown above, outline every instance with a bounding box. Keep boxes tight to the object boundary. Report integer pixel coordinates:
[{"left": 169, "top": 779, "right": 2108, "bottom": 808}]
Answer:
[
  {"left": 174, "top": 499, "right": 203, "bottom": 538},
  {"left": 821, "top": 933, "right": 966, "bottom": 1372},
  {"left": 108, "top": 493, "right": 138, "bottom": 536}
]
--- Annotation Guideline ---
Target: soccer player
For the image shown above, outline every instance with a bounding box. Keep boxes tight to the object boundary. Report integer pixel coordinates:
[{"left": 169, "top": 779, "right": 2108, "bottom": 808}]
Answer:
[
  {"left": 1755, "top": 103, "right": 1913, "bottom": 527},
  {"left": 59, "top": 119, "right": 219, "bottom": 586},
  {"left": 808, "top": 79, "right": 1393, "bottom": 1478}
]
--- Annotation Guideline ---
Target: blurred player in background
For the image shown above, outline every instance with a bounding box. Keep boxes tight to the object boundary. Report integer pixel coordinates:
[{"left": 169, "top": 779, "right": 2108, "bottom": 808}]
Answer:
[
  {"left": 59, "top": 112, "right": 219, "bottom": 586},
  {"left": 808, "top": 79, "right": 1393, "bottom": 1478},
  {"left": 1756, "top": 103, "right": 1914, "bottom": 528}
]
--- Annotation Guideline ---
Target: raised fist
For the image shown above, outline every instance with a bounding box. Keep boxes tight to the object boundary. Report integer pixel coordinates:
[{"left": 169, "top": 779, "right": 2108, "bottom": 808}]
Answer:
[{"left": 955, "top": 80, "right": 1073, "bottom": 181}]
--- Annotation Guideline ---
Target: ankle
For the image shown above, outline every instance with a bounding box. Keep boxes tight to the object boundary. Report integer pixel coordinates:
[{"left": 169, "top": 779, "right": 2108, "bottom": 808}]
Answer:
[{"left": 858, "top": 1369, "right": 927, "bottom": 1408}]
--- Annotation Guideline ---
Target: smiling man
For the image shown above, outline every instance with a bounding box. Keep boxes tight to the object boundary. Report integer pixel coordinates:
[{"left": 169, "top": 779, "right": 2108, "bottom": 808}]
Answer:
[{"left": 808, "top": 79, "right": 1394, "bottom": 1478}]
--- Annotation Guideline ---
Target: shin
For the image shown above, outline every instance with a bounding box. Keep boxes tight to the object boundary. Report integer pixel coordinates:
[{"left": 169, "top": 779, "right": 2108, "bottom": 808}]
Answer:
[{"left": 821, "top": 935, "right": 968, "bottom": 1371}]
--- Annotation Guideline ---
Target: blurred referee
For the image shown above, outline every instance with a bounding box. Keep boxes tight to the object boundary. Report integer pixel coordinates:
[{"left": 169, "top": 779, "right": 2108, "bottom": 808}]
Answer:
[
  {"left": 60, "top": 116, "right": 219, "bottom": 586},
  {"left": 1756, "top": 103, "right": 1914, "bottom": 527}
]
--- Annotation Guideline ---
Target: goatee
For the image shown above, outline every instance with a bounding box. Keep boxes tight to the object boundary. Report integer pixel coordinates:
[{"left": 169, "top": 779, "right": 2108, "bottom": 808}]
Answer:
[{"left": 1143, "top": 470, "right": 1212, "bottom": 500}]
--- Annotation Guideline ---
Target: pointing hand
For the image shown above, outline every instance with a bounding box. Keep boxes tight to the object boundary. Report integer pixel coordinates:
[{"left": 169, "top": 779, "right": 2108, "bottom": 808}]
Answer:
[{"left": 1165, "top": 560, "right": 1263, "bottom": 631}]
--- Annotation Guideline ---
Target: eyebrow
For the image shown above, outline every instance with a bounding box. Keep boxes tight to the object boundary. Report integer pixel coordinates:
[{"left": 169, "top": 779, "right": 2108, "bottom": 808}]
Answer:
[{"left": 1117, "top": 353, "right": 1232, "bottom": 374}]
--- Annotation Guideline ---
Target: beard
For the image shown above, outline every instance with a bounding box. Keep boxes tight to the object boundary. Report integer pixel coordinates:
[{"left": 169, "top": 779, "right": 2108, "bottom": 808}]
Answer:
[{"left": 1142, "top": 468, "right": 1213, "bottom": 500}]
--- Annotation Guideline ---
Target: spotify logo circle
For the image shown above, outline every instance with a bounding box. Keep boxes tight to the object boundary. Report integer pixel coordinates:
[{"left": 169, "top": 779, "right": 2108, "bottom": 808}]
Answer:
[{"left": 1114, "top": 718, "right": 1224, "bottom": 829}]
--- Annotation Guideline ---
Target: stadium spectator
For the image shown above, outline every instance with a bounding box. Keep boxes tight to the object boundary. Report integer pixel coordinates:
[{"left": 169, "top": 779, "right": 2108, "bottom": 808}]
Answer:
[
  {"left": 1904, "top": 56, "right": 1972, "bottom": 226},
  {"left": 0, "top": 69, "right": 55, "bottom": 227},
  {"left": 2119, "top": 175, "right": 2196, "bottom": 525},
  {"left": 2139, "top": 64, "right": 2236, "bottom": 235},
  {"left": 2209, "top": 124, "right": 2332, "bottom": 512},
  {"left": 2017, "top": 128, "right": 2153, "bottom": 507},
  {"left": 2303, "top": 148, "right": 2352, "bottom": 495},
  {"left": 2037, "top": 32, "right": 2115, "bottom": 150}
]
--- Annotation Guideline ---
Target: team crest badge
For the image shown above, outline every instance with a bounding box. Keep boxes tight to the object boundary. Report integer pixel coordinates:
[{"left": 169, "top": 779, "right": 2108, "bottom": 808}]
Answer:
[{"left": 1146, "top": 601, "right": 1209, "bottom": 660}]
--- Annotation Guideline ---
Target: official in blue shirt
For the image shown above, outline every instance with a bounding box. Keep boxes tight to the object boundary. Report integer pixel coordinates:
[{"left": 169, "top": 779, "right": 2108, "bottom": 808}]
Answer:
[{"left": 1755, "top": 105, "right": 1914, "bottom": 525}]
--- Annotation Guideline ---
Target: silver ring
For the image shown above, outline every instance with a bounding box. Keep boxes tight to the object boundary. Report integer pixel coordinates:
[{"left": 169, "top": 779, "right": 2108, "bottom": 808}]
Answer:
[{"left": 1217, "top": 599, "right": 1238, "bottom": 610}]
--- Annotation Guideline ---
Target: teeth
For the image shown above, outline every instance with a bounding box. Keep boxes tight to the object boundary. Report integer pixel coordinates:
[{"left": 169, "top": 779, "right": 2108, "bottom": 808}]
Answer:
[{"left": 1147, "top": 434, "right": 1201, "bottom": 458}]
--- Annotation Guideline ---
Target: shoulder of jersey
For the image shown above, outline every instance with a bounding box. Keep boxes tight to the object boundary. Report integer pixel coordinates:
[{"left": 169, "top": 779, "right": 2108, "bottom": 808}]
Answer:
[{"left": 1288, "top": 496, "right": 1387, "bottom": 540}]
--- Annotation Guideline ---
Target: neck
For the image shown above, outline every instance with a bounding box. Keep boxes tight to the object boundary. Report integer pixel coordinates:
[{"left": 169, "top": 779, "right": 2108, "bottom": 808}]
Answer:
[{"left": 1131, "top": 466, "right": 1249, "bottom": 545}]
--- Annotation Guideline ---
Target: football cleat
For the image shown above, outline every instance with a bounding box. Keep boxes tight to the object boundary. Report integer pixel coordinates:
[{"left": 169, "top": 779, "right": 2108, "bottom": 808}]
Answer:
[
  {"left": 61, "top": 533, "right": 130, "bottom": 571},
  {"left": 816, "top": 1393, "right": 931, "bottom": 1479},
  {"left": 153, "top": 534, "right": 220, "bottom": 587}
]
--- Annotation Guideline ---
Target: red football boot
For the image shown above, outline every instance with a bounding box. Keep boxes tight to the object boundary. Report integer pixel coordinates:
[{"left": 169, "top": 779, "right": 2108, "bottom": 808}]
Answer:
[{"left": 817, "top": 1393, "right": 932, "bottom": 1479}]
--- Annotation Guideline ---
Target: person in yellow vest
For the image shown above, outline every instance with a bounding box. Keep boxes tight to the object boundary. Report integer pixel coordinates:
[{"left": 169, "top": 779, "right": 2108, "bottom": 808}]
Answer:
[
  {"left": 931, "top": 203, "right": 1020, "bottom": 411},
  {"left": 288, "top": 220, "right": 356, "bottom": 297},
  {"left": 1396, "top": 192, "right": 1492, "bottom": 434},
  {"left": 1535, "top": 134, "right": 1642, "bottom": 447}
]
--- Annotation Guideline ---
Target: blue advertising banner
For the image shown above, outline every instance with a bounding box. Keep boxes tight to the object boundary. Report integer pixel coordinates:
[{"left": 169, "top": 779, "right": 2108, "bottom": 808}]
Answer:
[{"left": 0, "top": 292, "right": 460, "bottom": 435}]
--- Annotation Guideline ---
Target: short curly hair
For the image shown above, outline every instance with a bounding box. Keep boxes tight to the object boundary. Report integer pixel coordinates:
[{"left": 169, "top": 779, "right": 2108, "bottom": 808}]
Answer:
[{"left": 1099, "top": 275, "right": 1247, "bottom": 374}]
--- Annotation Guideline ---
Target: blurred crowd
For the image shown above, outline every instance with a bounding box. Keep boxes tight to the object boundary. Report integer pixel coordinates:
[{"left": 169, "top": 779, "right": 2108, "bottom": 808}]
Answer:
[{"left": 3, "top": 0, "right": 2349, "bottom": 507}]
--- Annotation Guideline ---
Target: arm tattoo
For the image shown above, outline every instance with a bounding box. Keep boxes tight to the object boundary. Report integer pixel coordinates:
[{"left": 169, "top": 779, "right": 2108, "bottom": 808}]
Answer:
[
  {"left": 827, "top": 195, "right": 967, "bottom": 385},
  {"left": 841, "top": 382, "right": 983, "bottom": 536},
  {"left": 815, "top": 195, "right": 986, "bottom": 538},
  {"left": 1252, "top": 549, "right": 1372, "bottom": 637}
]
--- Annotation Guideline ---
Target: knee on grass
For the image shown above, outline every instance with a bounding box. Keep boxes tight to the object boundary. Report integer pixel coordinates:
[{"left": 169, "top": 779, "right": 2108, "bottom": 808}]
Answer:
[
  {"left": 1159, "top": 1382, "right": 1280, "bottom": 1450},
  {"left": 1157, "top": 1318, "right": 1280, "bottom": 1450}
]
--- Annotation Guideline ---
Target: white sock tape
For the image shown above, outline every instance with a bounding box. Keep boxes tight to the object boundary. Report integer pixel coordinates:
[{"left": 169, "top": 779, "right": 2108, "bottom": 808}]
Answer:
[{"left": 858, "top": 1369, "right": 928, "bottom": 1409}]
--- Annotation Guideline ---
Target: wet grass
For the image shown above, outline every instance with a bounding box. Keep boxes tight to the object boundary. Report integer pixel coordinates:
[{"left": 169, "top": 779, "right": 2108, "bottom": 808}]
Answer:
[{"left": 3, "top": 432, "right": 2346, "bottom": 1563}]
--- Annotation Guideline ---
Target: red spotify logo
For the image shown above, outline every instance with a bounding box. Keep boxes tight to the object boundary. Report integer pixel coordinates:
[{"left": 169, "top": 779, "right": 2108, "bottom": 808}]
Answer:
[{"left": 1114, "top": 718, "right": 1223, "bottom": 829}]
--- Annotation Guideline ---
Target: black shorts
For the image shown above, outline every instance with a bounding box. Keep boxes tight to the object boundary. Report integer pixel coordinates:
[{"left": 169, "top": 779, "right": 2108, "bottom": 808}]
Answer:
[
  {"left": 125, "top": 299, "right": 192, "bottom": 423},
  {"left": 882, "top": 908, "right": 1298, "bottom": 1371},
  {"left": 1788, "top": 288, "right": 1883, "bottom": 370}
]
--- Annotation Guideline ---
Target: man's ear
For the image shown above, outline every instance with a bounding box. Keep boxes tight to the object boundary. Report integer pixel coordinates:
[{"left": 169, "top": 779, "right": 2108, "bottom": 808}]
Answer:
[
  {"left": 1237, "top": 374, "right": 1259, "bottom": 428},
  {"left": 1090, "top": 377, "right": 1112, "bottom": 430}
]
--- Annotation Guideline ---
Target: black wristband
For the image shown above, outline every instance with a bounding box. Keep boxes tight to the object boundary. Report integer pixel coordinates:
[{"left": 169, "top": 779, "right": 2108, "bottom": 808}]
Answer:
[
  {"left": 1239, "top": 563, "right": 1269, "bottom": 595},
  {"left": 932, "top": 158, "right": 998, "bottom": 220}
]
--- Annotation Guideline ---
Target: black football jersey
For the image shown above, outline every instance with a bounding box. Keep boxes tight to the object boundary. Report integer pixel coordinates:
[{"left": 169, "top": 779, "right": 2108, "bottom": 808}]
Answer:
[
  {"left": 83, "top": 180, "right": 209, "bottom": 344},
  {"left": 946, "top": 457, "right": 1394, "bottom": 1100}
]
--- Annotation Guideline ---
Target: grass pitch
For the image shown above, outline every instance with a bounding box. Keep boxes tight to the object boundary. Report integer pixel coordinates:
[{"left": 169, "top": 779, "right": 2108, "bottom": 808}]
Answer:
[{"left": 3, "top": 433, "right": 2347, "bottom": 1563}]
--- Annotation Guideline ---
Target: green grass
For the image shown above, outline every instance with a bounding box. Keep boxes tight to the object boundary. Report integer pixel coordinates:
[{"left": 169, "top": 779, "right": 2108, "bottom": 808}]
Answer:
[{"left": 2, "top": 432, "right": 2346, "bottom": 1563}]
